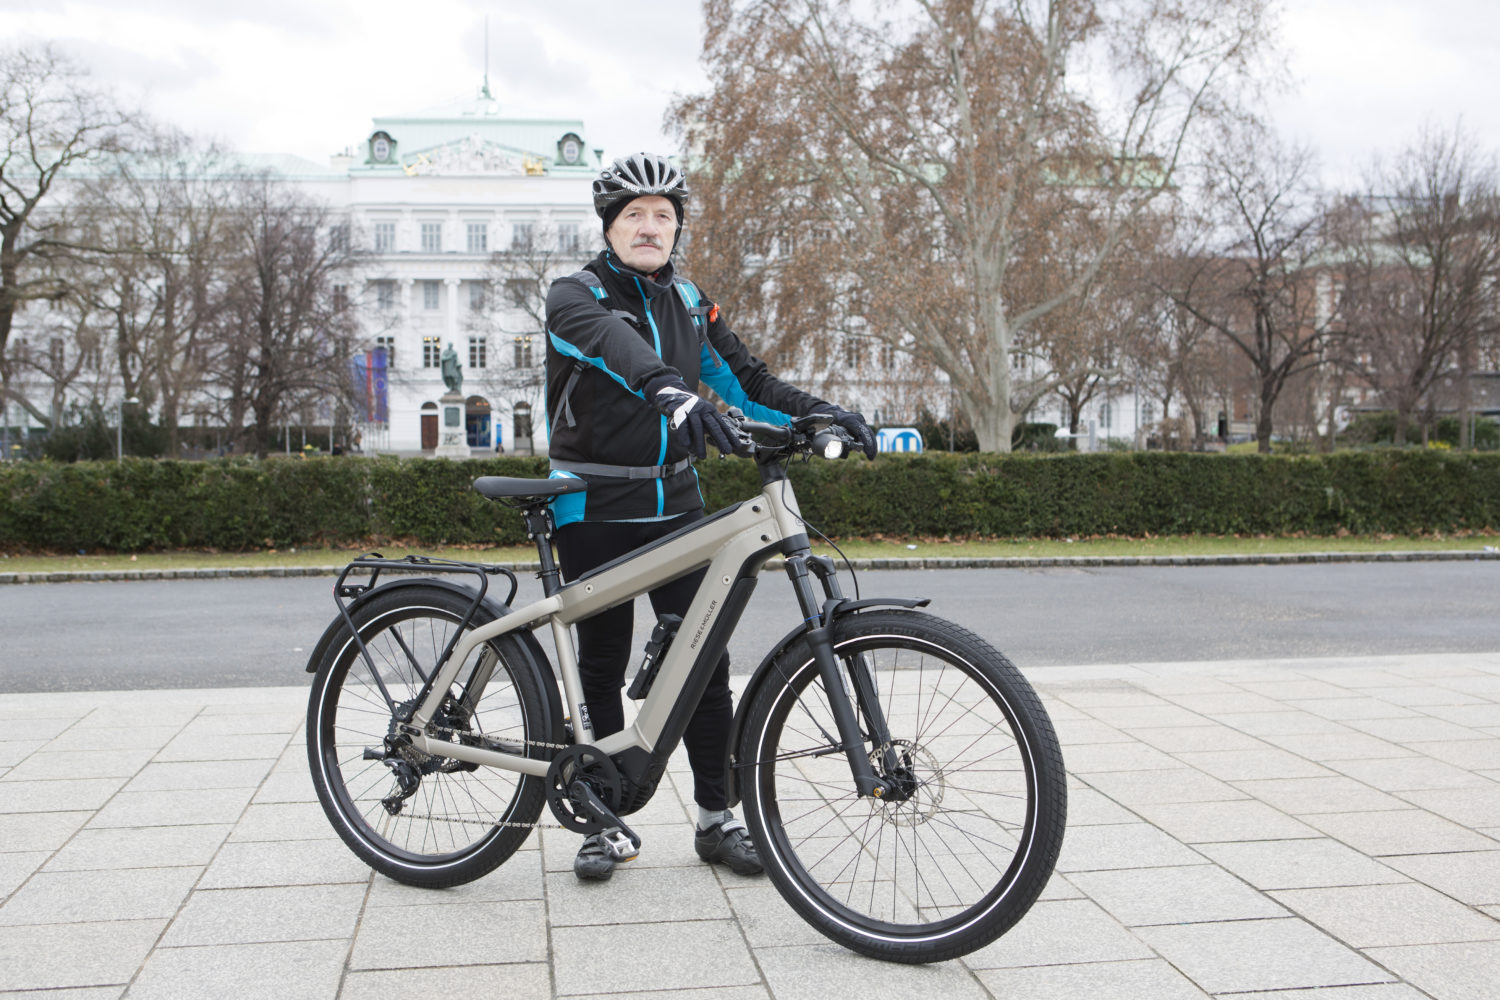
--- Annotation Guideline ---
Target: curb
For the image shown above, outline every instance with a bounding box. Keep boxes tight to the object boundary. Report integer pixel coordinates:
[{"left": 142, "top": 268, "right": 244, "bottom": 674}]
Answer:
[{"left": 2, "top": 548, "right": 1497, "bottom": 585}]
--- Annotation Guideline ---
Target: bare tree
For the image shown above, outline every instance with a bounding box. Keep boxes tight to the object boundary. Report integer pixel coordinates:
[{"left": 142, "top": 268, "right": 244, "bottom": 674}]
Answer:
[
  {"left": 464, "top": 226, "right": 590, "bottom": 453},
  {"left": 1334, "top": 122, "right": 1500, "bottom": 447},
  {"left": 0, "top": 43, "right": 134, "bottom": 427},
  {"left": 8, "top": 283, "right": 109, "bottom": 424},
  {"left": 71, "top": 130, "right": 235, "bottom": 453},
  {"left": 671, "top": 0, "right": 1277, "bottom": 451},
  {"left": 1161, "top": 127, "right": 1335, "bottom": 452},
  {"left": 211, "top": 174, "right": 360, "bottom": 458},
  {"left": 1132, "top": 289, "right": 1232, "bottom": 448}
]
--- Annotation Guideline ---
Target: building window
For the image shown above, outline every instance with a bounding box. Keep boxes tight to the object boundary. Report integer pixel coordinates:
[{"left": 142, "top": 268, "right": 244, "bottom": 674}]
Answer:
[
  {"left": 48, "top": 338, "right": 64, "bottom": 370},
  {"left": 375, "top": 280, "right": 394, "bottom": 311},
  {"left": 505, "top": 279, "right": 529, "bottom": 307},
  {"left": 468, "top": 282, "right": 487, "bottom": 311},
  {"left": 1100, "top": 402, "right": 1112, "bottom": 429},
  {"left": 1141, "top": 402, "right": 1155, "bottom": 425},
  {"left": 466, "top": 222, "right": 488, "bottom": 254},
  {"left": 376, "top": 334, "right": 396, "bottom": 368},
  {"left": 423, "top": 280, "right": 441, "bottom": 310},
  {"left": 511, "top": 222, "right": 534, "bottom": 251},
  {"left": 469, "top": 336, "right": 487, "bottom": 369},
  {"left": 422, "top": 336, "right": 441, "bottom": 368},
  {"left": 332, "top": 284, "right": 348, "bottom": 312},
  {"left": 329, "top": 223, "right": 349, "bottom": 252},
  {"left": 513, "top": 335, "right": 535, "bottom": 368},
  {"left": 557, "top": 222, "right": 580, "bottom": 253},
  {"left": 843, "top": 337, "right": 863, "bottom": 369},
  {"left": 420, "top": 222, "right": 442, "bottom": 253},
  {"left": 374, "top": 221, "right": 395, "bottom": 253}
]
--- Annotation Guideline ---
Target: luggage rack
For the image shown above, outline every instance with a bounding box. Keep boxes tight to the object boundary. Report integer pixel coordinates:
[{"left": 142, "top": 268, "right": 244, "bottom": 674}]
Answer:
[{"left": 333, "top": 554, "right": 521, "bottom": 722}]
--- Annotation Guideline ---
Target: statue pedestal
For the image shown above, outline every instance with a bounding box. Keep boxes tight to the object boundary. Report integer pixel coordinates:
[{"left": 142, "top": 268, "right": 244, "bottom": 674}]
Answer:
[{"left": 433, "top": 392, "right": 472, "bottom": 459}]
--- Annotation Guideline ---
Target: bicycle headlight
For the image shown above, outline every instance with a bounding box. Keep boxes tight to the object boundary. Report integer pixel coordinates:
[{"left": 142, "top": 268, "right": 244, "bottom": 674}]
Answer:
[{"left": 823, "top": 437, "right": 846, "bottom": 460}]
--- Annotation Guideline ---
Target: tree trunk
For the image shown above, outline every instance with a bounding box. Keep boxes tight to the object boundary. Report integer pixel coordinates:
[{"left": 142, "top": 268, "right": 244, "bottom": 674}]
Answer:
[
  {"left": 1255, "top": 395, "right": 1274, "bottom": 453},
  {"left": 1393, "top": 402, "right": 1412, "bottom": 447},
  {"left": 971, "top": 403, "right": 1014, "bottom": 454}
]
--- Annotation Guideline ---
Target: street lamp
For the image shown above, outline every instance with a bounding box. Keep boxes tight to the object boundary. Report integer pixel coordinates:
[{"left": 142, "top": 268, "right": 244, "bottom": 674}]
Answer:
[{"left": 117, "top": 396, "right": 140, "bottom": 463}]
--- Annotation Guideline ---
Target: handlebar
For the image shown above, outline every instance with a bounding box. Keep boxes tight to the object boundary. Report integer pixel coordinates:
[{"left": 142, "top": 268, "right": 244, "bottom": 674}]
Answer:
[{"left": 725, "top": 409, "right": 858, "bottom": 463}]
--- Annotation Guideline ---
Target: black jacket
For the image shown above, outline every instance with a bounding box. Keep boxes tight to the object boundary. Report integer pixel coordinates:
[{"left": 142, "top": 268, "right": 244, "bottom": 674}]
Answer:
[{"left": 544, "top": 249, "right": 824, "bottom": 524}]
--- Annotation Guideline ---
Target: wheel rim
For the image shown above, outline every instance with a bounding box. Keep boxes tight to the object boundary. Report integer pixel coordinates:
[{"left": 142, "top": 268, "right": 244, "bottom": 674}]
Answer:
[
  {"left": 750, "top": 633, "right": 1041, "bottom": 941},
  {"left": 314, "top": 604, "right": 533, "bottom": 868}
]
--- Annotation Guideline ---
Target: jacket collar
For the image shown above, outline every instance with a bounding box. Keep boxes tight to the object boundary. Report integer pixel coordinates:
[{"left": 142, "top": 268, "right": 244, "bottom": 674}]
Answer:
[{"left": 599, "top": 248, "right": 676, "bottom": 299}]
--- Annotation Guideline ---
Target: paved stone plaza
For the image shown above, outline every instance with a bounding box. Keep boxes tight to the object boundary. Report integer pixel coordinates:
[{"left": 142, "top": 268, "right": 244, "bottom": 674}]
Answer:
[{"left": 1, "top": 652, "right": 1497, "bottom": 999}]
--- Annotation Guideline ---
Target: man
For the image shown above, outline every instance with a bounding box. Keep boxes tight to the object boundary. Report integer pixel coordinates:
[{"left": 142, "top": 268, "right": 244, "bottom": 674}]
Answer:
[{"left": 544, "top": 152, "right": 877, "bottom": 881}]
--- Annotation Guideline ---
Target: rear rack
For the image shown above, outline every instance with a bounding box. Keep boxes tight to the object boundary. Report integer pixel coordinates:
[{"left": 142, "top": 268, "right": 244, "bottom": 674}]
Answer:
[{"left": 333, "top": 554, "right": 521, "bottom": 723}]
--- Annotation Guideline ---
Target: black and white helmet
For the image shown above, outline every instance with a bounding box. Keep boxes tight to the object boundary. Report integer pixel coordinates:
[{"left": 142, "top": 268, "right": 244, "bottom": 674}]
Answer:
[{"left": 592, "top": 152, "right": 690, "bottom": 220}]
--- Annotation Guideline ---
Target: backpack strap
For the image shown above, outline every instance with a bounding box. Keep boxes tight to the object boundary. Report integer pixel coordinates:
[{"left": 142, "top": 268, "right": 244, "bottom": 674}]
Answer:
[
  {"left": 674, "top": 278, "right": 715, "bottom": 328},
  {"left": 552, "top": 271, "right": 630, "bottom": 431},
  {"left": 570, "top": 269, "right": 637, "bottom": 325},
  {"left": 674, "top": 278, "right": 724, "bottom": 368},
  {"left": 550, "top": 360, "right": 588, "bottom": 431}
]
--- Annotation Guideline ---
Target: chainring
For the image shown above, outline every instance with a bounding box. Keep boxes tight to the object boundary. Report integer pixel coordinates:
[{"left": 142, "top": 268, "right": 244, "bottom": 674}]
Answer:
[{"left": 544, "top": 745, "right": 623, "bottom": 835}]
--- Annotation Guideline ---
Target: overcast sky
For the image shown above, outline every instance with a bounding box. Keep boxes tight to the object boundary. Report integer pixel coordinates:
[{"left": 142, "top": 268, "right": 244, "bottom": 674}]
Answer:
[{"left": 3, "top": 0, "right": 1497, "bottom": 189}]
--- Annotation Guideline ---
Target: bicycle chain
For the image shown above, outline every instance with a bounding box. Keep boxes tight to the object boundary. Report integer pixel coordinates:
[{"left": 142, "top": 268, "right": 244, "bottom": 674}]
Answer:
[{"left": 386, "top": 723, "right": 571, "bottom": 832}]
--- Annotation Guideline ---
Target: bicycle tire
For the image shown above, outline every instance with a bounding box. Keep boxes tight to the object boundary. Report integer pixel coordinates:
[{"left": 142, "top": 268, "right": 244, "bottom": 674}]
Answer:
[
  {"left": 738, "top": 609, "right": 1066, "bottom": 963},
  {"left": 307, "top": 585, "right": 555, "bottom": 887}
]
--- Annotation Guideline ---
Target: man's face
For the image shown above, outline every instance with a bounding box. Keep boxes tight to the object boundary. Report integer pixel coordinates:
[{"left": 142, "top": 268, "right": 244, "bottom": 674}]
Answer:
[{"left": 607, "top": 195, "right": 677, "bottom": 273}]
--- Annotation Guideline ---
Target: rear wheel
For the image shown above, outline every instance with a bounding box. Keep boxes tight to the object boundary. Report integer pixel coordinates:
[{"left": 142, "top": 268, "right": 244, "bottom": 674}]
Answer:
[
  {"left": 739, "top": 610, "right": 1066, "bottom": 963},
  {"left": 307, "top": 585, "right": 556, "bottom": 887}
]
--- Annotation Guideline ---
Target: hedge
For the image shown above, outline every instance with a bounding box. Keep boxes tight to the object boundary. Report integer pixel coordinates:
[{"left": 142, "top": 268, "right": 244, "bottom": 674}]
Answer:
[{"left": 2, "top": 450, "right": 1498, "bottom": 553}]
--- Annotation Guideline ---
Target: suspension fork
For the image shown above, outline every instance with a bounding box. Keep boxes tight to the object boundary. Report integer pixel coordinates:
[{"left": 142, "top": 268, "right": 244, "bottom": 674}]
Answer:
[{"left": 784, "top": 553, "right": 896, "bottom": 799}]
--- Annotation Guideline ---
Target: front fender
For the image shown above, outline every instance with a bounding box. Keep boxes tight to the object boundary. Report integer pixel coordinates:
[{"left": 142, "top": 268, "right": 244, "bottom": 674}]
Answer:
[
  {"left": 723, "top": 596, "right": 928, "bottom": 808},
  {"left": 303, "top": 575, "right": 564, "bottom": 739}
]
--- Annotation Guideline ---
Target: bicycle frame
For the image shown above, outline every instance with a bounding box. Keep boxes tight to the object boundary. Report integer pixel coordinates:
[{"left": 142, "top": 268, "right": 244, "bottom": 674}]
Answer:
[{"left": 397, "top": 473, "right": 850, "bottom": 785}]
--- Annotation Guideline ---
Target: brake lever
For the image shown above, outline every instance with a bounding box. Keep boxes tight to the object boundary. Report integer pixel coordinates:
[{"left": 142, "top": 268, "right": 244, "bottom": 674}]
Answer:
[{"left": 724, "top": 407, "right": 758, "bottom": 458}]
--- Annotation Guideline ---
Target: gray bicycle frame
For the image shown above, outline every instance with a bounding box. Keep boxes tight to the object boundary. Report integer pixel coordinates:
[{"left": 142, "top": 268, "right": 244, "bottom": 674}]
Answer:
[{"left": 399, "top": 478, "right": 808, "bottom": 778}]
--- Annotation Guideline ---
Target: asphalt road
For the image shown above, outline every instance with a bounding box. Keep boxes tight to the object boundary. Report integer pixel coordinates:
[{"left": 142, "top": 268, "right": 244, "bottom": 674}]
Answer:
[{"left": 3, "top": 561, "right": 1498, "bottom": 693}]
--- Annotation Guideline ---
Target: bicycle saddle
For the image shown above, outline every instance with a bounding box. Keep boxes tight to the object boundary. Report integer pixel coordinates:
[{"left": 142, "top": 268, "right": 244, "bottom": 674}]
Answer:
[{"left": 473, "top": 476, "right": 587, "bottom": 505}]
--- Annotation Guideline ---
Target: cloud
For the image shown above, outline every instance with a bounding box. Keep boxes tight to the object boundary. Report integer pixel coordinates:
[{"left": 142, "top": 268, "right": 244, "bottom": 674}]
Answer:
[{"left": 55, "top": 36, "right": 218, "bottom": 94}]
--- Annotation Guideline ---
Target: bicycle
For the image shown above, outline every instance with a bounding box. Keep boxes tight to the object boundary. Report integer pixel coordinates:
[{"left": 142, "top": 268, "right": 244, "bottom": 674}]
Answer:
[{"left": 305, "top": 411, "right": 1067, "bottom": 964}]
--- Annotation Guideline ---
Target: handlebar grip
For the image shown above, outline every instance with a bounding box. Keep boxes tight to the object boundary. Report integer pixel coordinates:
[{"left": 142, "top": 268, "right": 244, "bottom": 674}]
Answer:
[{"left": 738, "top": 419, "right": 793, "bottom": 445}]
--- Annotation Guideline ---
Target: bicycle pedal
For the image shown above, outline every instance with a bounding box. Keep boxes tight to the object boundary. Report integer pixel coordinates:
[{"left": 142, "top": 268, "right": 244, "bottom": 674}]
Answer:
[{"left": 600, "top": 827, "right": 640, "bottom": 863}]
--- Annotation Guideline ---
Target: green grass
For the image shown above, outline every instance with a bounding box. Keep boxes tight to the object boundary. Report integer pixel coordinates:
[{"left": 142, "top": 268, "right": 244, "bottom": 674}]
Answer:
[{"left": 2, "top": 532, "right": 1494, "bottom": 574}]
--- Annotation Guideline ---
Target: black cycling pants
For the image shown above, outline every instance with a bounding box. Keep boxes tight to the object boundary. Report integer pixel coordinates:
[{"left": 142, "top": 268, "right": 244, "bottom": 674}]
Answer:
[{"left": 554, "top": 511, "right": 733, "bottom": 811}]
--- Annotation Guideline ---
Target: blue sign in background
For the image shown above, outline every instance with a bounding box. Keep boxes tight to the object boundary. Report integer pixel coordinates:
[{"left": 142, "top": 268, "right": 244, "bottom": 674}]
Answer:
[{"left": 877, "top": 427, "right": 924, "bottom": 453}]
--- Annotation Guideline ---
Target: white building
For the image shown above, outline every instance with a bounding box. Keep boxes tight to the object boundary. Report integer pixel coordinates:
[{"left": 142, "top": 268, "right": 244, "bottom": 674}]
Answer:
[{"left": 314, "top": 92, "right": 601, "bottom": 454}]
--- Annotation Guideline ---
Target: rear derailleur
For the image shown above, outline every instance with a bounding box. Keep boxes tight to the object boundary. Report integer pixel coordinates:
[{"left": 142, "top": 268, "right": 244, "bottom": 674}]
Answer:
[{"left": 365, "top": 697, "right": 481, "bottom": 816}]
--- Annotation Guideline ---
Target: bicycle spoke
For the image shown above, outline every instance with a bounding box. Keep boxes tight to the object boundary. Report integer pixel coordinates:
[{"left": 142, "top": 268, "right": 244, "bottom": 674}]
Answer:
[{"left": 751, "top": 624, "right": 1053, "bottom": 943}]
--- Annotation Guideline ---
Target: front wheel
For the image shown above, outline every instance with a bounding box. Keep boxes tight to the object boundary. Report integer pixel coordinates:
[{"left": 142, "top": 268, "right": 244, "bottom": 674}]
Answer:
[
  {"left": 739, "top": 610, "right": 1066, "bottom": 964},
  {"left": 307, "top": 584, "right": 557, "bottom": 888}
]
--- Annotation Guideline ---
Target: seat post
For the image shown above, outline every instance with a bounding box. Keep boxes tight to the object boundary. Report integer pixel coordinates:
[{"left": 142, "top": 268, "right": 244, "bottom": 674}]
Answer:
[{"left": 521, "top": 506, "right": 564, "bottom": 596}]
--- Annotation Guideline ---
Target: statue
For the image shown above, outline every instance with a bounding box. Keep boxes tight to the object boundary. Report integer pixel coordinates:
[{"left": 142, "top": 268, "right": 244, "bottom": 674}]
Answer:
[{"left": 440, "top": 343, "right": 463, "bottom": 395}]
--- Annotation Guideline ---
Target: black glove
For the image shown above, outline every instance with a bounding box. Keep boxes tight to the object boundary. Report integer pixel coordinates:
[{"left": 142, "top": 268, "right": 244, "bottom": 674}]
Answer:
[
  {"left": 645, "top": 374, "right": 738, "bottom": 459},
  {"left": 814, "top": 404, "right": 877, "bottom": 459}
]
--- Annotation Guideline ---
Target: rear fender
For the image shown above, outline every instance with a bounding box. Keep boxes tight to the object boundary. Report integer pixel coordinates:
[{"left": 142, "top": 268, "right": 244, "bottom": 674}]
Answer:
[{"left": 303, "top": 576, "right": 564, "bottom": 737}]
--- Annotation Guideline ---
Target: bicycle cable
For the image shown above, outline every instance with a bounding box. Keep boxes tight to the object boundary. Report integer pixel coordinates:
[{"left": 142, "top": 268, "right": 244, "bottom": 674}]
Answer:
[{"left": 781, "top": 475, "right": 861, "bottom": 601}]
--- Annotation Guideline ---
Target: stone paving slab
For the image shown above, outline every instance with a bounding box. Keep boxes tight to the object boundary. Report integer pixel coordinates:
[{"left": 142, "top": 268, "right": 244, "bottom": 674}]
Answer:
[{"left": 0, "top": 653, "right": 1497, "bottom": 998}]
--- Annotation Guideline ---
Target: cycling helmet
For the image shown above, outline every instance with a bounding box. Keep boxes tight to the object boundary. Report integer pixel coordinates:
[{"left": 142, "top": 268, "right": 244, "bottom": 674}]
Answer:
[{"left": 593, "top": 152, "right": 690, "bottom": 228}]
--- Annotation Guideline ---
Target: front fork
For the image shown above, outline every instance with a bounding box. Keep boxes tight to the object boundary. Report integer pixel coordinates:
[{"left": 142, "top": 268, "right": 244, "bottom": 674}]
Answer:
[{"left": 784, "top": 553, "right": 899, "bottom": 800}]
